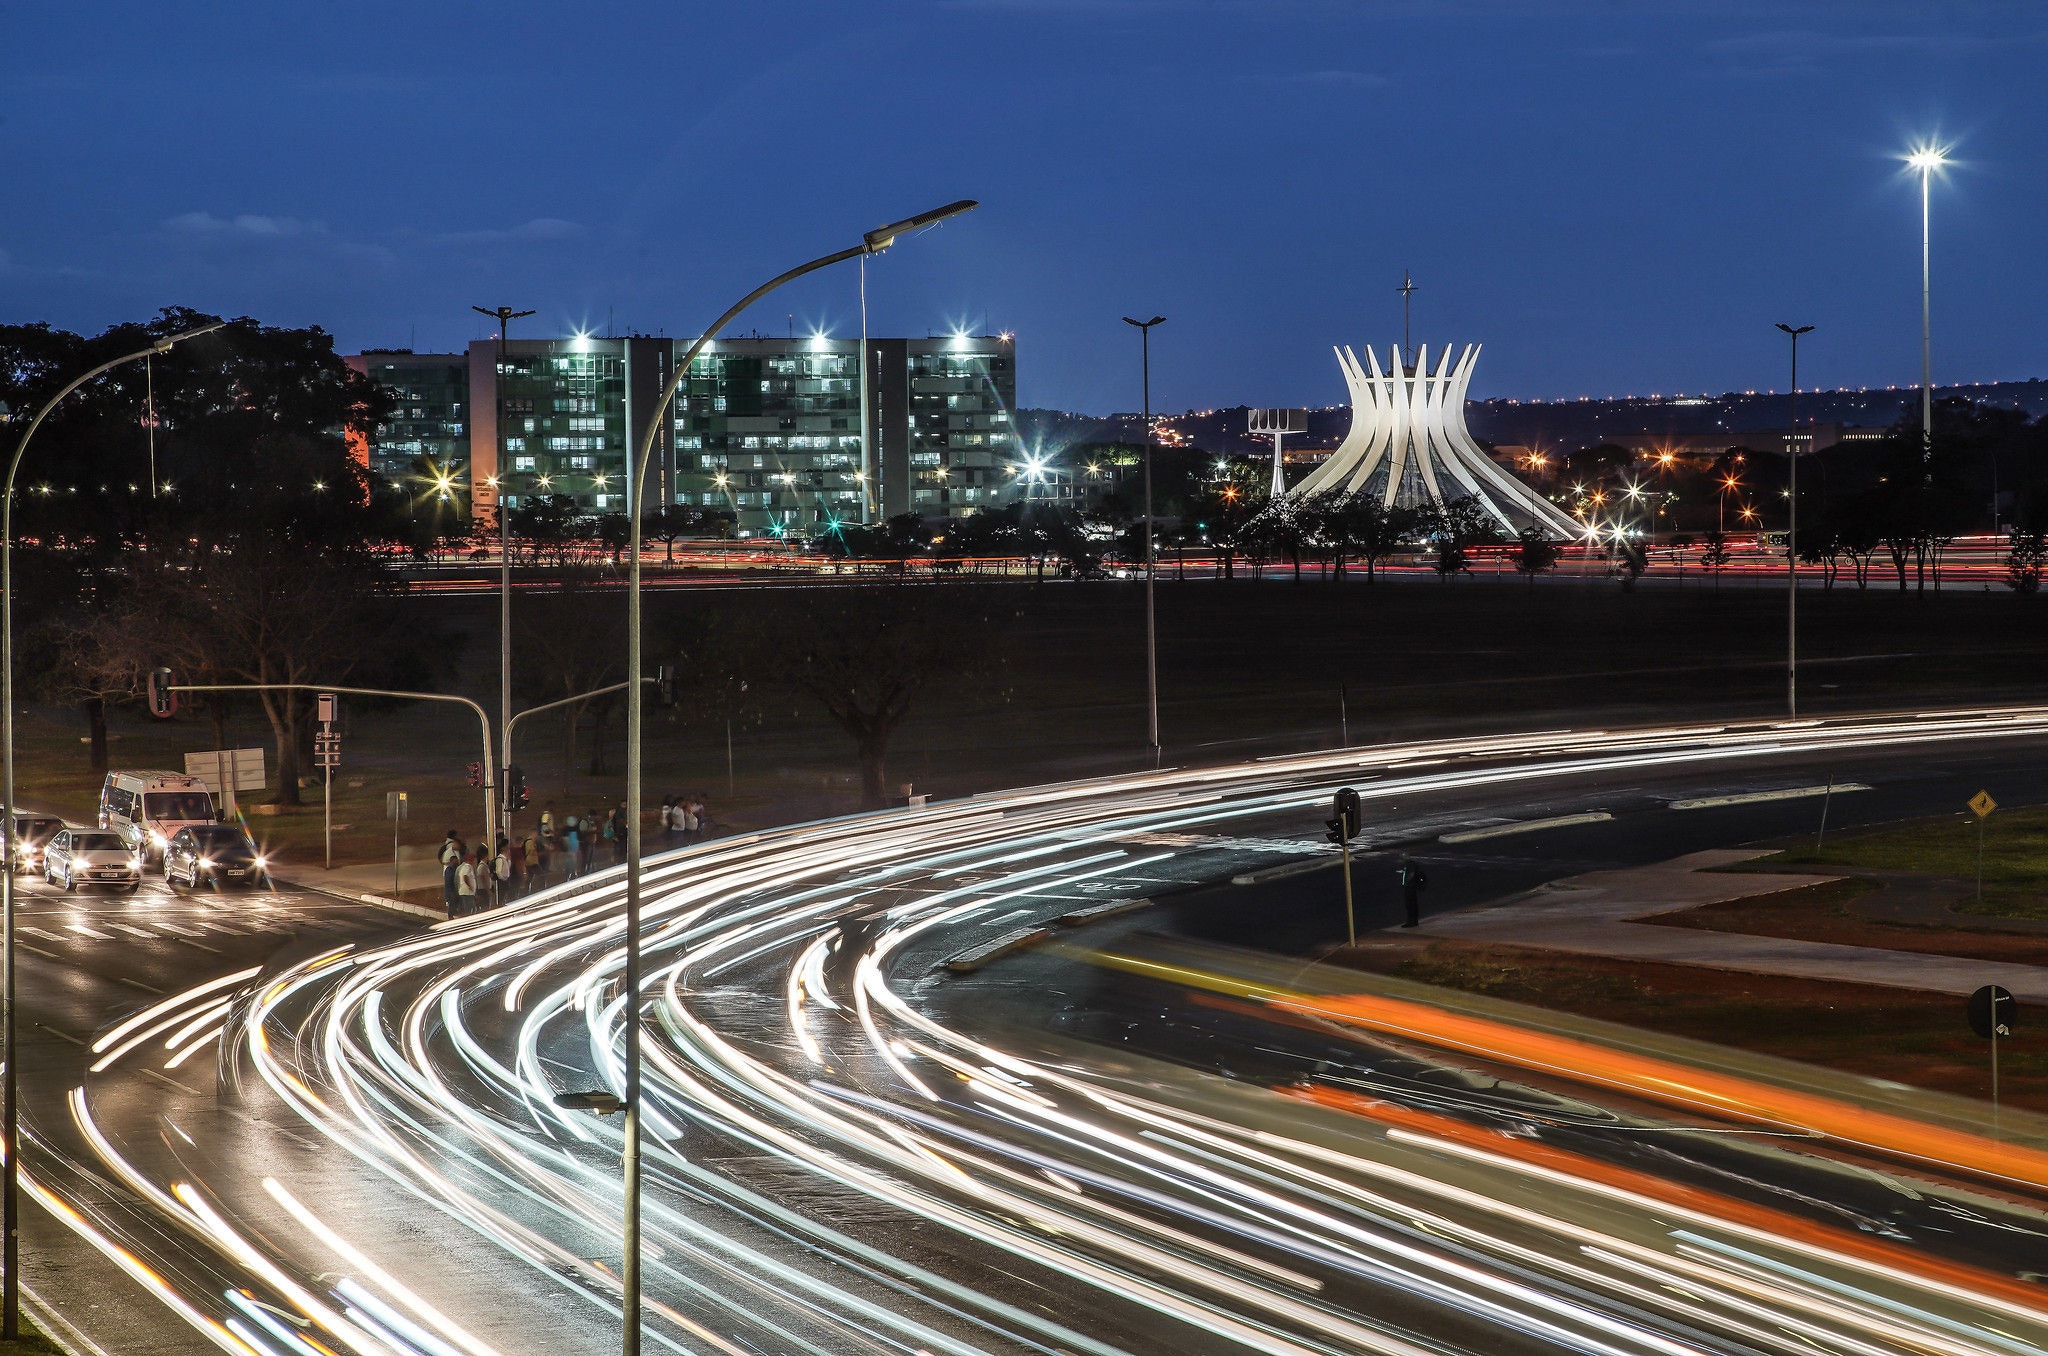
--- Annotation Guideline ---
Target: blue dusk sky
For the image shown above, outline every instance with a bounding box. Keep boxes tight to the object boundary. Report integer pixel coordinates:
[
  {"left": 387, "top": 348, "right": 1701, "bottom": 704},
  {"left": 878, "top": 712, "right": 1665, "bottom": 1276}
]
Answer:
[{"left": 3, "top": 2, "right": 2041, "bottom": 414}]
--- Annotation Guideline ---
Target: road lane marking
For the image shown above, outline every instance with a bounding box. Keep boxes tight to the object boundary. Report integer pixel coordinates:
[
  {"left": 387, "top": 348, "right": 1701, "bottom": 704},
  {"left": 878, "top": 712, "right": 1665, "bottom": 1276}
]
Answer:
[
  {"left": 1438, "top": 811, "right": 1613, "bottom": 843},
  {"left": 1668, "top": 784, "right": 1869, "bottom": 810},
  {"left": 34, "top": 1023, "right": 88, "bottom": 1047},
  {"left": 106, "top": 924, "right": 158, "bottom": 940},
  {"left": 19, "top": 926, "right": 65, "bottom": 943}
]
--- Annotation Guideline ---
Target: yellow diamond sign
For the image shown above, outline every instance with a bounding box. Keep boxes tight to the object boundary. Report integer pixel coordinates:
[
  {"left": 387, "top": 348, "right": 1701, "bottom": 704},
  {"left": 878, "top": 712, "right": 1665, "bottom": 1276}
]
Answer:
[{"left": 1969, "top": 790, "right": 1998, "bottom": 819}]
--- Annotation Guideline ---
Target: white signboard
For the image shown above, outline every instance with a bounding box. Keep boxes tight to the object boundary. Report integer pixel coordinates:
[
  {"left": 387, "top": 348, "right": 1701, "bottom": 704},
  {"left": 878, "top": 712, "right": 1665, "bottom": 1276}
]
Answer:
[{"left": 184, "top": 748, "right": 267, "bottom": 795}]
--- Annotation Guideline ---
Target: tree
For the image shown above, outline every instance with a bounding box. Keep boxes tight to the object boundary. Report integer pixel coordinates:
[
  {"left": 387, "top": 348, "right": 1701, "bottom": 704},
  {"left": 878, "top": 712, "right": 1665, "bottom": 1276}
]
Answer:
[
  {"left": 1339, "top": 497, "right": 1419, "bottom": 583},
  {"left": 1511, "top": 528, "right": 1560, "bottom": 588},
  {"left": 1699, "top": 531, "right": 1732, "bottom": 591},
  {"left": 1426, "top": 496, "right": 1503, "bottom": 581},
  {"left": 2006, "top": 528, "right": 2047, "bottom": 593},
  {"left": 771, "top": 586, "right": 1003, "bottom": 807},
  {"left": 1796, "top": 520, "right": 1843, "bottom": 590}
]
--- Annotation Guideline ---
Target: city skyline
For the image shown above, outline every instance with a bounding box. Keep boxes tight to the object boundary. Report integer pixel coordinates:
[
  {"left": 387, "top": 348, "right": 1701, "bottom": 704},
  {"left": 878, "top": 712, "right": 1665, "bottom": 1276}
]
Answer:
[{"left": 6, "top": 3, "right": 2044, "bottom": 414}]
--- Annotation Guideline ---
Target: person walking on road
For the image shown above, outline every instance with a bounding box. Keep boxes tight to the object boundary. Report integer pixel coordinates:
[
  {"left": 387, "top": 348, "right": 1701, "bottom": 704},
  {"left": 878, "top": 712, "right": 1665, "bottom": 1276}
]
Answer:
[
  {"left": 509, "top": 834, "right": 528, "bottom": 899},
  {"left": 456, "top": 850, "right": 479, "bottom": 917},
  {"left": 561, "top": 816, "right": 581, "bottom": 880},
  {"left": 1399, "top": 858, "right": 1429, "bottom": 929},
  {"left": 528, "top": 830, "right": 549, "bottom": 891},
  {"left": 439, "top": 830, "right": 463, "bottom": 913},
  {"left": 491, "top": 836, "right": 511, "bottom": 908}
]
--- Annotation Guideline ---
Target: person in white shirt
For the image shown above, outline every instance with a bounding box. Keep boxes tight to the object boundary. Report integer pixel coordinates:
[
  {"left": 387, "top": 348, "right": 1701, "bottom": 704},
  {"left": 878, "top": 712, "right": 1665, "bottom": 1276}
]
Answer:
[{"left": 455, "top": 851, "right": 478, "bottom": 916}]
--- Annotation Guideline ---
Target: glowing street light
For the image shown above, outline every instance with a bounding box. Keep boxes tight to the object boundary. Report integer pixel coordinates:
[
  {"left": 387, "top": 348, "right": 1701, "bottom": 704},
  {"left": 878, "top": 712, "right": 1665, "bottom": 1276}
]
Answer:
[{"left": 1905, "top": 142, "right": 1950, "bottom": 459}]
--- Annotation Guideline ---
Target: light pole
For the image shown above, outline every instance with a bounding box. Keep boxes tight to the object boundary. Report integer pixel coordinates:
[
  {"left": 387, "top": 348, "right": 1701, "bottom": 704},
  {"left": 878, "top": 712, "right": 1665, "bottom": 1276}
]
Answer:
[
  {"left": 1121, "top": 315, "right": 1165, "bottom": 767},
  {"left": 0, "top": 319, "right": 224, "bottom": 1337},
  {"left": 590, "top": 200, "right": 973, "bottom": 1356},
  {"left": 473, "top": 306, "right": 534, "bottom": 852},
  {"left": 1907, "top": 144, "right": 1949, "bottom": 462},
  {"left": 1776, "top": 323, "right": 1813, "bottom": 718}
]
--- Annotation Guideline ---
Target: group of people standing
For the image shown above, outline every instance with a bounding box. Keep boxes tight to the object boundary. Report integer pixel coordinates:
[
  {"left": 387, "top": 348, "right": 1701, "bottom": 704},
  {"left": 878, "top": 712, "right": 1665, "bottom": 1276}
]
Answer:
[{"left": 439, "top": 797, "right": 716, "bottom": 917}]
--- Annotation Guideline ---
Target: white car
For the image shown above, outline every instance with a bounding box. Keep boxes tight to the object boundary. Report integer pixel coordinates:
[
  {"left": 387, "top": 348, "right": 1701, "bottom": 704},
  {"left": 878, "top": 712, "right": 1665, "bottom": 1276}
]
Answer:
[{"left": 44, "top": 828, "right": 143, "bottom": 893}]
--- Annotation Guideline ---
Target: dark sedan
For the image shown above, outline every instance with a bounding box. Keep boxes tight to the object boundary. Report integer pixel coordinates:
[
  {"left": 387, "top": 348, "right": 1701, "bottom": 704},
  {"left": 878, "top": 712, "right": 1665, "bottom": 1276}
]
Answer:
[{"left": 164, "top": 824, "right": 272, "bottom": 890}]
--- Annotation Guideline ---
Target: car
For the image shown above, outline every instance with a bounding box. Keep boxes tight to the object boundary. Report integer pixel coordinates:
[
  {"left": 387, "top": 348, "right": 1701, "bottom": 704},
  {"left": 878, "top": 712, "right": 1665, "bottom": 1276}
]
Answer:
[
  {"left": 5, "top": 813, "right": 66, "bottom": 875},
  {"left": 43, "top": 828, "right": 142, "bottom": 892},
  {"left": 99, "top": 770, "right": 218, "bottom": 864},
  {"left": 163, "top": 824, "right": 271, "bottom": 891}
]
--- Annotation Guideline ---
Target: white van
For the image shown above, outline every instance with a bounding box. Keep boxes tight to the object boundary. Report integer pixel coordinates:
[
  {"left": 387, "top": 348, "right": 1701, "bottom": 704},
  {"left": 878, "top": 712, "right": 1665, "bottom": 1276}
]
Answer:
[{"left": 100, "top": 770, "right": 217, "bottom": 862}]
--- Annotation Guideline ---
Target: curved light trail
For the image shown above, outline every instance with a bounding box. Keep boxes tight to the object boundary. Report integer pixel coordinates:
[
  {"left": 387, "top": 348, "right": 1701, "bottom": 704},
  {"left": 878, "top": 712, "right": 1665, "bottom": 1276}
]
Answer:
[{"left": 48, "top": 706, "right": 2048, "bottom": 1354}]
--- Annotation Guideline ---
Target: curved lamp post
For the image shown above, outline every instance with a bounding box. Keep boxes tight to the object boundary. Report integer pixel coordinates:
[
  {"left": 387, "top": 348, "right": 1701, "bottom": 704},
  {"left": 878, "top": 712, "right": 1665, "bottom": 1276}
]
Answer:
[
  {"left": 611, "top": 200, "right": 974, "bottom": 1356},
  {"left": 1121, "top": 316, "right": 1165, "bottom": 768},
  {"left": 1776, "top": 323, "right": 1813, "bottom": 718},
  {"left": 0, "top": 319, "right": 224, "bottom": 1335}
]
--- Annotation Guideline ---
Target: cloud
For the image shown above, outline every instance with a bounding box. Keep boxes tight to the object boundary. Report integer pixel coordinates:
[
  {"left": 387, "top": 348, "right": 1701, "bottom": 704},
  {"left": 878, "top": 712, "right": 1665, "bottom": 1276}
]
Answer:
[
  {"left": 165, "top": 211, "right": 323, "bottom": 237},
  {"left": 434, "top": 218, "right": 587, "bottom": 247}
]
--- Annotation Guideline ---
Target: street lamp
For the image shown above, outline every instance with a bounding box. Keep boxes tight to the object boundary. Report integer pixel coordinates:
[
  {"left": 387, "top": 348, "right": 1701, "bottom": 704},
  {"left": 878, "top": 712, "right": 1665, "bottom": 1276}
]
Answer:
[
  {"left": 1121, "top": 315, "right": 1165, "bottom": 767},
  {"left": 0, "top": 319, "right": 224, "bottom": 1337},
  {"left": 1905, "top": 143, "right": 1949, "bottom": 462},
  {"left": 473, "top": 306, "right": 534, "bottom": 849},
  {"left": 614, "top": 200, "right": 975, "bottom": 1356},
  {"left": 1776, "top": 323, "right": 1813, "bottom": 717}
]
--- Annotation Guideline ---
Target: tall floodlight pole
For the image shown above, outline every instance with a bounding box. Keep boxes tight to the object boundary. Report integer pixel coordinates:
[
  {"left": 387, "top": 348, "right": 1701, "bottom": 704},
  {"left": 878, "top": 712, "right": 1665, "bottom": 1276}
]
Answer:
[
  {"left": 607, "top": 201, "right": 974, "bottom": 1356},
  {"left": 473, "top": 305, "right": 535, "bottom": 850},
  {"left": 1776, "top": 323, "right": 1813, "bottom": 718},
  {"left": 0, "top": 320, "right": 224, "bottom": 1338},
  {"left": 1122, "top": 316, "right": 1165, "bottom": 767},
  {"left": 858, "top": 255, "right": 874, "bottom": 524},
  {"left": 1907, "top": 145, "right": 1949, "bottom": 463}
]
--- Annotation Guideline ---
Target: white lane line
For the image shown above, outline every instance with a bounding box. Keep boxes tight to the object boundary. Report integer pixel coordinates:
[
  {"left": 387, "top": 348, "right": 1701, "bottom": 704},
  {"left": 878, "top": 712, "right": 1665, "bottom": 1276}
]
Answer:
[
  {"left": 19, "top": 925, "right": 66, "bottom": 943},
  {"left": 65, "top": 923, "right": 115, "bottom": 940},
  {"left": 106, "top": 923, "right": 159, "bottom": 940},
  {"left": 1439, "top": 811, "right": 1614, "bottom": 844},
  {"left": 1668, "top": 784, "right": 1870, "bottom": 810},
  {"left": 150, "top": 921, "right": 207, "bottom": 937}
]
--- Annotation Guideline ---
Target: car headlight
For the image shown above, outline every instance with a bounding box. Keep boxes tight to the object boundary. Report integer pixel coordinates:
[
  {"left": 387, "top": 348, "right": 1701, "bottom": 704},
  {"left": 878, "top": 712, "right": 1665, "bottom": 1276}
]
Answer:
[
  {"left": 197, "top": 857, "right": 213, "bottom": 870},
  {"left": 252, "top": 856, "right": 268, "bottom": 870},
  {"left": 130, "top": 854, "right": 144, "bottom": 869},
  {"left": 148, "top": 832, "right": 167, "bottom": 849}
]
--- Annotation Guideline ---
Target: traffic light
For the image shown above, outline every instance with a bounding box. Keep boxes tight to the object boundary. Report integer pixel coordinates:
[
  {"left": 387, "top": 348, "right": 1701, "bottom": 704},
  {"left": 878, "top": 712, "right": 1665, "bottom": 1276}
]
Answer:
[
  {"left": 1325, "top": 786, "right": 1362, "bottom": 846},
  {"left": 506, "top": 764, "right": 529, "bottom": 811},
  {"left": 466, "top": 761, "right": 483, "bottom": 789},
  {"left": 146, "top": 667, "right": 177, "bottom": 719},
  {"left": 656, "top": 664, "right": 676, "bottom": 708}
]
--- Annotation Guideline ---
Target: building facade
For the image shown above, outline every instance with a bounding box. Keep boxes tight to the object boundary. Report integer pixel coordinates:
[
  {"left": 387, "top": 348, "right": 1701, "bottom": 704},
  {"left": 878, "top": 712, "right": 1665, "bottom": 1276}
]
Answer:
[
  {"left": 348, "top": 331, "right": 1018, "bottom": 534},
  {"left": 344, "top": 351, "right": 469, "bottom": 492}
]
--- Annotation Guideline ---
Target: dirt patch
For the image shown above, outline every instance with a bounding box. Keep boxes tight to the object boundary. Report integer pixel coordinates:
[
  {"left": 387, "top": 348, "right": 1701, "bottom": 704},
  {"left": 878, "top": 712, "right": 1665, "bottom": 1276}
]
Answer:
[
  {"left": 1640, "top": 877, "right": 2048, "bottom": 965},
  {"left": 1328, "top": 934, "right": 2048, "bottom": 1113}
]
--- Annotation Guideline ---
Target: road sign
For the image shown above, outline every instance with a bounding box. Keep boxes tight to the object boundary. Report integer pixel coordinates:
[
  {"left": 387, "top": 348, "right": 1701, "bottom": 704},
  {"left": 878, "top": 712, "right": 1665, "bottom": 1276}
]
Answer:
[
  {"left": 386, "top": 791, "right": 408, "bottom": 821},
  {"left": 317, "top": 692, "right": 338, "bottom": 725},
  {"left": 1968, "top": 984, "right": 2016, "bottom": 1040},
  {"left": 1969, "top": 790, "right": 1998, "bottom": 819}
]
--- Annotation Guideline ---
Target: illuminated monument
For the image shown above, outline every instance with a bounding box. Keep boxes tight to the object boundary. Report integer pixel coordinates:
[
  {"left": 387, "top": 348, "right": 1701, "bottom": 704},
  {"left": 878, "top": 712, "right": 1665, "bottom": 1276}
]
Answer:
[{"left": 1288, "top": 343, "right": 1579, "bottom": 538}]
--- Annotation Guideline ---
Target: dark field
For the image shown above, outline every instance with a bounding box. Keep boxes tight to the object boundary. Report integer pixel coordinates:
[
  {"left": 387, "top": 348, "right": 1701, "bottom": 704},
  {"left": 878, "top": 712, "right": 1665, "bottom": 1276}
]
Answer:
[{"left": 17, "top": 574, "right": 2048, "bottom": 867}]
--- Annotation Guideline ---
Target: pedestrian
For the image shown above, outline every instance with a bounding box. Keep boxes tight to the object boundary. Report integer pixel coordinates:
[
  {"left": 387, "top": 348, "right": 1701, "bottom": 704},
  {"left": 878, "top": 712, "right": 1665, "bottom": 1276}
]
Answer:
[
  {"left": 539, "top": 805, "right": 555, "bottom": 844},
  {"left": 529, "top": 830, "right": 549, "bottom": 890},
  {"left": 660, "top": 796, "right": 677, "bottom": 846},
  {"left": 439, "top": 830, "right": 462, "bottom": 913},
  {"left": 689, "top": 796, "right": 708, "bottom": 838},
  {"left": 510, "top": 834, "right": 528, "bottom": 898},
  {"left": 456, "top": 850, "right": 479, "bottom": 917},
  {"left": 492, "top": 836, "right": 512, "bottom": 908},
  {"left": 602, "top": 805, "right": 618, "bottom": 864},
  {"left": 562, "top": 816, "right": 581, "bottom": 880},
  {"left": 582, "top": 810, "right": 600, "bottom": 874},
  {"left": 613, "top": 803, "right": 628, "bottom": 863},
  {"left": 1399, "top": 858, "right": 1429, "bottom": 929}
]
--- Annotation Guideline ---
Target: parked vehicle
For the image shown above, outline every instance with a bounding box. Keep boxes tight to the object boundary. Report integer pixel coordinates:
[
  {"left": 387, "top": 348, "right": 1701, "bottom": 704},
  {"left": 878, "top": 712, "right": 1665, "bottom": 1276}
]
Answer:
[
  {"left": 163, "top": 824, "right": 271, "bottom": 891},
  {"left": 100, "top": 770, "right": 216, "bottom": 863},
  {"left": 43, "top": 828, "right": 142, "bottom": 892},
  {"left": 5, "top": 812, "right": 66, "bottom": 874}
]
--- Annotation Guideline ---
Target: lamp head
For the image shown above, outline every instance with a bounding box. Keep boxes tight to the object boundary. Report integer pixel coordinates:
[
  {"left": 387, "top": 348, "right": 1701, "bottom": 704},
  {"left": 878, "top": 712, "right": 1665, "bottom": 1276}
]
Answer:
[
  {"left": 1775, "top": 323, "right": 1814, "bottom": 336},
  {"left": 864, "top": 199, "right": 977, "bottom": 253},
  {"left": 1123, "top": 316, "right": 1167, "bottom": 329},
  {"left": 1906, "top": 145, "right": 1950, "bottom": 174}
]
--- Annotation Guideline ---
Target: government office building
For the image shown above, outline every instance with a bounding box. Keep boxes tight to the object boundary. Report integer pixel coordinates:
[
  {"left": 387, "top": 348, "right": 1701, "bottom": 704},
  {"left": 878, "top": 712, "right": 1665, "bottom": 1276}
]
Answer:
[{"left": 347, "top": 331, "right": 1019, "bottom": 536}]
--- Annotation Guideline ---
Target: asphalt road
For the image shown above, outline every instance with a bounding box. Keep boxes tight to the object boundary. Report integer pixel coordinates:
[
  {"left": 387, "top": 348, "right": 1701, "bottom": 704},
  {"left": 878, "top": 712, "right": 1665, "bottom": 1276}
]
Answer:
[{"left": 23, "top": 708, "right": 2048, "bottom": 1355}]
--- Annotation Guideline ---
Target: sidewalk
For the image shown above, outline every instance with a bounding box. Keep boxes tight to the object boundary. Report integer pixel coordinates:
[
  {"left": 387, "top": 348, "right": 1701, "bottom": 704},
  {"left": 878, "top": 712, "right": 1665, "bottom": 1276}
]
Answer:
[
  {"left": 282, "top": 843, "right": 446, "bottom": 920},
  {"left": 1417, "top": 849, "right": 2048, "bottom": 1001}
]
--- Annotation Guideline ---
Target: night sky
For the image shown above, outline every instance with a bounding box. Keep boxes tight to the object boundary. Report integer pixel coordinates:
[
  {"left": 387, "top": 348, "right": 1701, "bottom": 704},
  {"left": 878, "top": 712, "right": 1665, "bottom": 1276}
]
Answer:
[{"left": 5, "top": 2, "right": 2041, "bottom": 414}]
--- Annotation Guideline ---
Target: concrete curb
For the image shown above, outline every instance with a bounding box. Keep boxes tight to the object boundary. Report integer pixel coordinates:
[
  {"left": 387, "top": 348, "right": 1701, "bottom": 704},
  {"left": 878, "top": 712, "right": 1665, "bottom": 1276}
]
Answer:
[
  {"left": 21, "top": 1282, "right": 113, "bottom": 1356},
  {"left": 278, "top": 875, "right": 445, "bottom": 922}
]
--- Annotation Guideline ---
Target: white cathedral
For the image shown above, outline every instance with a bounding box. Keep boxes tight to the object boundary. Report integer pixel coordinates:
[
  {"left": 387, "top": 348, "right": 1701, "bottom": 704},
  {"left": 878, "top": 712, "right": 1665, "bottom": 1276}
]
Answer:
[{"left": 1287, "top": 343, "right": 1579, "bottom": 538}]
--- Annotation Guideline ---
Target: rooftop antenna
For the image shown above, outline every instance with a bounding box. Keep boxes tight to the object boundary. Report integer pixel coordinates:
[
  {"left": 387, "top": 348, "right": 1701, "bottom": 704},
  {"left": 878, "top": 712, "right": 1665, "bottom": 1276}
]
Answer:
[{"left": 1397, "top": 269, "right": 1417, "bottom": 368}]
